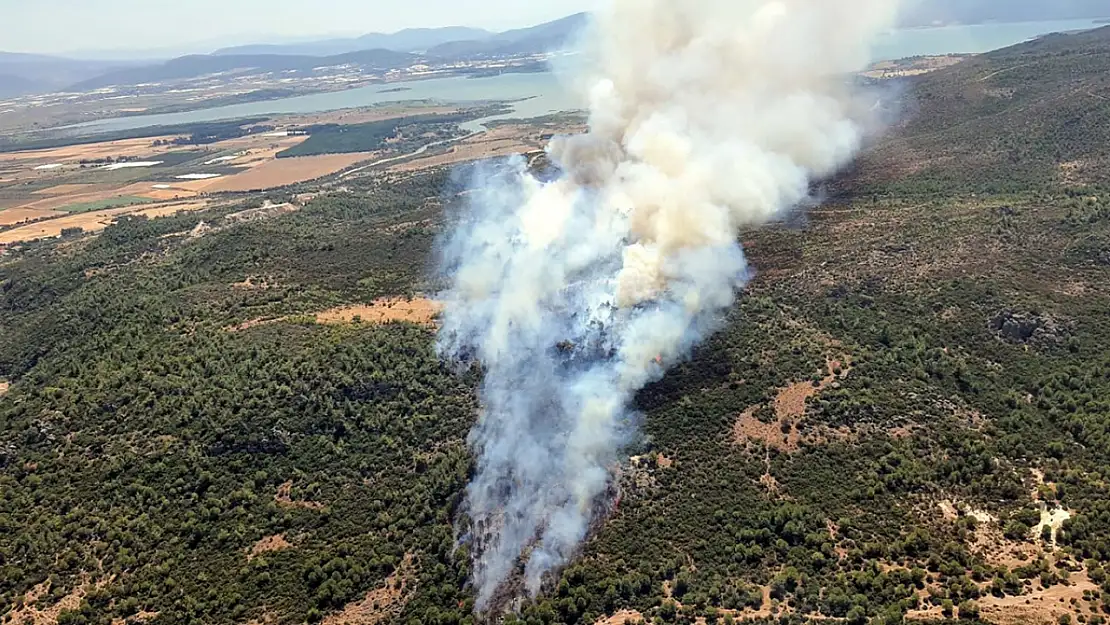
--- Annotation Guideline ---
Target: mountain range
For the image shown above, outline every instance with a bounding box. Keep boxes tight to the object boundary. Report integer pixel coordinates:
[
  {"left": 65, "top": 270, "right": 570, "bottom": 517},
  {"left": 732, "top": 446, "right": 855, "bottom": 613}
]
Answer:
[
  {"left": 0, "top": 52, "right": 143, "bottom": 98},
  {"left": 67, "top": 49, "right": 424, "bottom": 92},
  {"left": 3, "top": 1, "right": 1110, "bottom": 99},
  {"left": 211, "top": 26, "right": 493, "bottom": 57},
  {"left": 63, "top": 14, "right": 588, "bottom": 93}
]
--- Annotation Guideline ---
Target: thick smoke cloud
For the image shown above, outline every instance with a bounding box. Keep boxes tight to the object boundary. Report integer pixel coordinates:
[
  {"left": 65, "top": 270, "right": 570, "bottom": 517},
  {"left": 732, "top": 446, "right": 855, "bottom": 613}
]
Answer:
[{"left": 436, "top": 0, "right": 900, "bottom": 611}]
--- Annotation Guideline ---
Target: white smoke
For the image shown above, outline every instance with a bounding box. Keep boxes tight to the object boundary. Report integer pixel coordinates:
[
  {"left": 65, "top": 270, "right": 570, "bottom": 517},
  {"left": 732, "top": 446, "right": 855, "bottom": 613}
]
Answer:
[{"left": 436, "top": 0, "right": 900, "bottom": 611}]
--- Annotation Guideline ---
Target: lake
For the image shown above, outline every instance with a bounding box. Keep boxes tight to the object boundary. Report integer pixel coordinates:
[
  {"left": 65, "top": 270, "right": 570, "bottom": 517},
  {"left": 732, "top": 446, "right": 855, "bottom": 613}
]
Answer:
[
  {"left": 872, "top": 18, "right": 1105, "bottom": 59},
  {"left": 65, "top": 19, "right": 1106, "bottom": 135}
]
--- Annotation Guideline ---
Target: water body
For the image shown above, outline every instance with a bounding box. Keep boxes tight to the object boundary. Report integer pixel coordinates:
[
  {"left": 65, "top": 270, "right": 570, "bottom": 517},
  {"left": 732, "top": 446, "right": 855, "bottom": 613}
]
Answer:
[
  {"left": 63, "top": 72, "right": 581, "bottom": 136},
  {"left": 872, "top": 18, "right": 1105, "bottom": 59},
  {"left": 65, "top": 19, "right": 1105, "bottom": 136}
]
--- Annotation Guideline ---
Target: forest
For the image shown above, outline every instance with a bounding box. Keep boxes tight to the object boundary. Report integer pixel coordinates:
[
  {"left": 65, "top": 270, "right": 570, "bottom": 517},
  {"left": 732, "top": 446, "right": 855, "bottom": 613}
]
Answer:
[{"left": 2, "top": 24, "right": 1110, "bottom": 625}]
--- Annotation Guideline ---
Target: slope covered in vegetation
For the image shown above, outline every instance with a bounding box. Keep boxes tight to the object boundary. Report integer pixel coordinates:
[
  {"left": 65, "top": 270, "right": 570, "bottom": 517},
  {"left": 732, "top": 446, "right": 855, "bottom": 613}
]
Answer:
[{"left": 2, "top": 26, "right": 1110, "bottom": 625}]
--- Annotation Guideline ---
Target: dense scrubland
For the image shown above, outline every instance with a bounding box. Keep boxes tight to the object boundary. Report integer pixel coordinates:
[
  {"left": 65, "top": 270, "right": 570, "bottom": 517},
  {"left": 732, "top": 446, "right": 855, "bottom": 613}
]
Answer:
[{"left": 2, "top": 26, "right": 1110, "bottom": 625}]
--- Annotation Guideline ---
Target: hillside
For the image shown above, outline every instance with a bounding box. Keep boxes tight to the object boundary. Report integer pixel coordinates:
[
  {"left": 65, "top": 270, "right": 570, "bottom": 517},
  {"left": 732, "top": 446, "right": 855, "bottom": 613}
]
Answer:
[
  {"left": 68, "top": 49, "right": 422, "bottom": 91},
  {"left": 854, "top": 25, "right": 1110, "bottom": 195},
  {"left": 0, "top": 73, "right": 47, "bottom": 98},
  {"left": 0, "top": 52, "right": 137, "bottom": 95},
  {"left": 0, "top": 14, "right": 583, "bottom": 98},
  {"left": 3, "top": 26, "right": 1110, "bottom": 625},
  {"left": 213, "top": 27, "right": 493, "bottom": 57},
  {"left": 427, "top": 13, "right": 589, "bottom": 59},
  {"left": 211, "top": 16, "right": 587, "bottom": 60},
  {"left": 70, "top": 14, "right": 588, "bottom": 90}
]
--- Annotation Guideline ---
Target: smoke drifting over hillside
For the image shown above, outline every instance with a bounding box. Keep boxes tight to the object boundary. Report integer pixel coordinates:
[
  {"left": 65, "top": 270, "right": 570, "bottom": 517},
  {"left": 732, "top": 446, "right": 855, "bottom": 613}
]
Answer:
[{"left": 436, "top": 0, "right": 900, "bottom": 611}]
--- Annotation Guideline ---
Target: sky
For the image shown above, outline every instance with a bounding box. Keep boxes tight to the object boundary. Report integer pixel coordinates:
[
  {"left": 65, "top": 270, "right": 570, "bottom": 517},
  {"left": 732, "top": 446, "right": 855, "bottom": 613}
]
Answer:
[{"left": 1, "top": 0, "right": 601, "bottom": 57}]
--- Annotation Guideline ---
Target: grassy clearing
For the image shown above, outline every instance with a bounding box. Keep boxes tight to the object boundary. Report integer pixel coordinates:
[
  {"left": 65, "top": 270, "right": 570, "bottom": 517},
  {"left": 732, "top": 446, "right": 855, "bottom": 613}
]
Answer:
[{"left": 58, "top": 195, "right": 152, "bottom": 214}]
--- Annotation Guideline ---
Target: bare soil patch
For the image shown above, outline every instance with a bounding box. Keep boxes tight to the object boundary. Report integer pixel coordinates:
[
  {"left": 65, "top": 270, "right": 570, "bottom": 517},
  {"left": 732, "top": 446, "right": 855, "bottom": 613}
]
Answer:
[
  {"left": 933, "top": 498, "right": 1040, "bottom": 568},
  {"left": 274, "top": 480, "right": 324, "bottom": 510},
  {"left": 735, "top": 406, "right": 802, "bottom": 453},
  {"left": 1032, "top": 503, "right": 1073, "bottom": 547},
  {"left": 33, "top": 183, "right": 108, "bottom": 196},
  {"left": 0, "top": 199, "right": 209, "bottom": 244},
  {"left": 132, "top": 200, "right": 208, "bottom": 220},
  {"left": 118, "top": 183, "right": 198, "bottom": 202},
  {"left": 322, "top": 553, "right": 416, "bottom": 625},
  {"left": 229, "top": 298, "right": 442, "bottom": 333},
  {"left": 110, "top": 611, "right": 158, "bottom": 625},
  {"left": 233, "top": 276, "right": 279, "bottom": 290},
  {"left": 594, "top": 609, "right": 646, "bottom": 625},
  {"left": 1059, "top": 160, "right": 1096, "bottom": 186},
  {"left": 316, "top": 298, "right": 442, "bottom": 326},
  {"left": 224, "top": 201, "right": 298, "bottom": 223},
  {"left": 10, "top": 190, "right": 129, "bottom": 214},
  {"left": 732, "top": 356, "right": 852, "bottom": 452},
  {"left": 910, "top": 570, "right": 1100, "bottom": 625},
  {"left": 181, "top": 153, "right": 372, "bottom": 192},
  {"left": 0, "top": 206, "right": 61, "bottom": 226},
  {"left": 249, "top": 533, "right": 294, "bottom": 560},
  {"left": 0, "top": 381, "right": 9, "bottom": 395},
  {"left": 9, "top": 181, "right": 194, "bottom": 214},
  {"left": 8, "top": 578, "right": 92, "bottom": 625},
  {"left": 0, "top": 205, "right": 135, "bottom": 243},
  {"left": 978, "top": 570, "right": 1098, "bottom": 625},
  {"left": 3, "top": 184, "right": 196, "bottom": 229},
  {"left": 862, "top": 55, "right": 969, "bottom": 79},
  {"left": 0, "top": 135, "right": 186, "bottom": 166}
]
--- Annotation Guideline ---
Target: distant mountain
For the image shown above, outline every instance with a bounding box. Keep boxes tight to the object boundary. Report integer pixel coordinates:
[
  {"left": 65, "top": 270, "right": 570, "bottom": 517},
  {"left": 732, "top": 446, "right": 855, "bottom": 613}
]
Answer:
[
  {"left": 900, "top": 0, "right": 1110, "bottom": 26},
  {"left": 69, "top": 49, "right": 421, "bottom": 91},
  {"left": 0, "top": 52, "right": 139, "bottom": 95},
  {"left": 211, "top": 15, "right": 588, "bottom": 60},
  {"left": 213, "top": 27, "right": 492, "bottom": 57},
  {"left": 65, "top": 14, "right": 591, "bottom": 91},
  {"left": 0, "top": 74, "right": 48, "bottom": 99},
  {"left": 427, "top": 13, "right": 589, "bottom": 60},
  {"left": 0, "top": 51, "right": 57, "bottom": 64}
]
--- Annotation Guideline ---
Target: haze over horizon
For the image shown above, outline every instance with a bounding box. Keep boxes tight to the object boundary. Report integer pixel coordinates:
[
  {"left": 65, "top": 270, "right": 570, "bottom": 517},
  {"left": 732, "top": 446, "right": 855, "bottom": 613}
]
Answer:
[
  {"left": 1, "top": 0, "right": 601, "bottom": 57},
  {"left": 3, "top": 0, "right": 1109, "bottom": 59}
]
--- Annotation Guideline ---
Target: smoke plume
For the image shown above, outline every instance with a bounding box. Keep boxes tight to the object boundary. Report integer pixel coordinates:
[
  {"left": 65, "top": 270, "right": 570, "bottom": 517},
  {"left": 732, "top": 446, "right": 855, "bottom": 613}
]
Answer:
[{"left": 436, "top": 0, "right": 899, "bottom": 611}]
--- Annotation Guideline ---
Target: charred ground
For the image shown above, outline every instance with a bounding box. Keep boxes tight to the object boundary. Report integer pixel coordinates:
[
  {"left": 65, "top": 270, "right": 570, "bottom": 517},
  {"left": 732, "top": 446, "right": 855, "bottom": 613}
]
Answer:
[{"left": 2, "top": 26, "right": 1110, "bottom": 625}]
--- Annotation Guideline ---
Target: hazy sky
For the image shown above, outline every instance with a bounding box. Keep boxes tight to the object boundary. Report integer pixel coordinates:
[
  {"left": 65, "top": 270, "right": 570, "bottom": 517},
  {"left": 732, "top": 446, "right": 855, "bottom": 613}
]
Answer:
[{"left": 3, "top": 0, "right": 601, "bottom": 56}]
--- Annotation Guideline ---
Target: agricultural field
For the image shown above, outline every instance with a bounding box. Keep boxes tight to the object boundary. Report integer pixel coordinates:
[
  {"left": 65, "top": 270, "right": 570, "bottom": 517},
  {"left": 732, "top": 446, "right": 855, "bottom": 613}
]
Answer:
[
  {"left": 0, "top": 111, "right": 400, "bottom": 244},
  {"left": 0, "top": 199, "right": 210, "bottom": 244},
  {"left": 0, "top": 105, "right": 573, "bottom": 246},
  {"left": 176, "top": 153, "right": 378, "bottom": 193}
]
